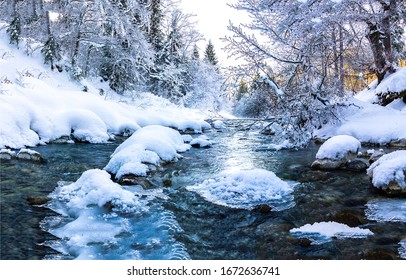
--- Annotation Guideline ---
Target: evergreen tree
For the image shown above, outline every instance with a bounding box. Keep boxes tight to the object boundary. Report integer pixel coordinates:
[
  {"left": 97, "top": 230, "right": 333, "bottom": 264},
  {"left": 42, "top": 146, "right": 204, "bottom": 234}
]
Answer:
[
  {"left": 7, "top": 16, "right": 21, "bottom": 48},
  {"left": 192, "top": 44, "right": 199, "bottom": 60},
  {"left": 204, "top": 40, "right": 218, "bottom": 66},
  {"left": 41, "top": 34, "right": 61, "bottom": 70}
]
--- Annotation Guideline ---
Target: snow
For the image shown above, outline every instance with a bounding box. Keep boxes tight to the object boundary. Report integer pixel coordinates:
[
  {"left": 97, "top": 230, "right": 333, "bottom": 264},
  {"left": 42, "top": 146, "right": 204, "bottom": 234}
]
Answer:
[
  {"left": 212, "top": 120, "right": 226, "bottom": 129},
  {"left": 375, "top": 68, "right": 406, "bottom": 96},
  {"left": 400, "top": 239, "right": 406, "bottom": 259},
  {"left": 366, "top": 150, "right": 406, "bottom": 189},
  {"left": 315, "top": 98, "right": 406, "bottom": 145},
  {"left": 105, "top": 125, "right": 190, "bottom": 180},
  {"left": 43, "top": 170, "right": 189, "bottom": 260},
  {"left": 315, "top": 135, "right": 361, "bottom": 160},
  {"left": 190, "top": 135, "right": 214, "bottom": 148},
  {"left": 186, "top": 168, "right": 296, "bottom": 211},
  {"left": 50, "top": 169, "right": 146, "bottom": 213},
  {"left": 0, "top": 28, "right": 211, "bottom": 149},
  {"left": 290, "top": 221, "right": 373, "bottom": 245},
  {"left": 365, "top": 199, "right": 406, "bottom": 223}
]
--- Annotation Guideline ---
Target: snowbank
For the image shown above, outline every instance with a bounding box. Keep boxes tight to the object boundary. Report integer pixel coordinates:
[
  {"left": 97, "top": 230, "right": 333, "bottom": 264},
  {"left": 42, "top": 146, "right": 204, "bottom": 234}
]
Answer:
[
  {"left": 366, "top": 150, "right": 406, "bottom": 190},
  {"left": 105, "top": 125, "right": 190, "bottom": 180},
  {"left": 316, "top": 135, "right": 361, "bottom": 160},
  {"left": 365, "top": 199, "right": 406, "bottom": 223},
  {"left": 290, "top": 221, "right": 373, "bottom": 245},
  {"left": 186, "top": 169, "right": 296, "bottom": 211},
  {"left": 315, "top": 98, "right": 406, "bottom": 145},
  {"left": 0, "top": 30, "right": 211, "bottom": 149}
]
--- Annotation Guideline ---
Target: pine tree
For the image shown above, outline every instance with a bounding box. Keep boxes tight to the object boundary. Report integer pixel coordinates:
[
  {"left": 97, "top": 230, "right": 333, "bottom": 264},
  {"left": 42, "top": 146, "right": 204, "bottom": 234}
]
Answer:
[
  {"left": 204, "top": 40, "right": 218, "bottom": 66},
  {"left": 192, "top": 44, "right": 199, "bottom": 60},
  {"left": 41, "top": 34, "right": 61, "bottom": 70},
  {"left": 7, "top": 16, "right": 21, "bottom": 48}
]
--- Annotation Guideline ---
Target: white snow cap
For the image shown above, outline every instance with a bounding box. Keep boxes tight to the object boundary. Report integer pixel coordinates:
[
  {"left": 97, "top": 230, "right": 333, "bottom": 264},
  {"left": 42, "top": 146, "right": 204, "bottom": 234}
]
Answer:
[
  {"left": 290, "top": 221, "right": 373, "bottom": 245},
  {"left": 105, "top": 125, "right": 190, "bottom": 179},
  {"left": 187, "top": 168, "right": 296, "bottom": 211},
  {"left": 316, "top": 135, "right": 361, "bottom": 160},
  {"left": 367, "top": 150, "right": 406, "bottom": 189}
]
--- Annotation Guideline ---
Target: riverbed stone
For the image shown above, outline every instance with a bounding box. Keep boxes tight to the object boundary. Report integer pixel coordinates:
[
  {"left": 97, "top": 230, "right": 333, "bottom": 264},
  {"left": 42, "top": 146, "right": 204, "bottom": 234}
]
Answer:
[
  {"left": 16, "top": 149, "right": 44, "bottom": 162},
  {"left": 311, "top": 158, "right": 347, "bottom": 170},
  {"left": 118, "top": 174, "right": 155, "bottom": 189},
  {"left": 27, "top": 196, "right": 51, "bottom": 206},
  {"left": 344, "top": 159, "right": 369, "bottom": 171},
  {"left": 0, "top": 149, "right": 16, "bottom": 160}
]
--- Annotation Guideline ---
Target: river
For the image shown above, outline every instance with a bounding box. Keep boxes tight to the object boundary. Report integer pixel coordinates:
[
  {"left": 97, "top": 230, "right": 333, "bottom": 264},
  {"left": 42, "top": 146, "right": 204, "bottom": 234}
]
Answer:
[{"left": 1, "top": 120, "right": 405, "bottom": 259}]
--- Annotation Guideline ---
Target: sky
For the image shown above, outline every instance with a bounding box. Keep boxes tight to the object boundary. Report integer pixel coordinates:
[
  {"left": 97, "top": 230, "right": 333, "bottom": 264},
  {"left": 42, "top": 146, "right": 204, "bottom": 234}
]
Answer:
[{"left": 179, "top": 0, "right": 248, "bottom": 66}]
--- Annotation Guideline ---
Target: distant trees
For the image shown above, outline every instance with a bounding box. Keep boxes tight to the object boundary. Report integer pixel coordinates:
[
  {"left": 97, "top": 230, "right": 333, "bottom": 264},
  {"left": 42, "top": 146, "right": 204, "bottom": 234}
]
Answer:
[{"left": 0, "top": 0, "right": 225, "bottom": 111}]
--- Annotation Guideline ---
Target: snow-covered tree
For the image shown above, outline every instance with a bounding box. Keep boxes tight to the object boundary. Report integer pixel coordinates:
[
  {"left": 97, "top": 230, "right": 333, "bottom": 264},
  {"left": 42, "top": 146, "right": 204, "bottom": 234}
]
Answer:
[
  {"left": 204, "top": 40, "right": 218, "bottom": 66},
  {"left": 225, "top": 0, "right": 405, "bottom": 146}
]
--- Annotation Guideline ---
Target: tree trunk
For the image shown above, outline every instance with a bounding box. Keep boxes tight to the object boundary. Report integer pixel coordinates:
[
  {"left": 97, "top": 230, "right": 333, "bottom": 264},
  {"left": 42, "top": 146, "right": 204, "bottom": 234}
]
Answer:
[{"left": 366, "top": 0, "right": 397, "bottom": 85}]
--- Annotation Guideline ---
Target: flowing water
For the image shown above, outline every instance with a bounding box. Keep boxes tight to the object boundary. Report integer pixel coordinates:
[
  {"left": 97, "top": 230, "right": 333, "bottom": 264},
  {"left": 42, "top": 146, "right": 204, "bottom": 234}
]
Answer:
[{"left": 1, "top": 121, "right": 405, "bottom": 260}]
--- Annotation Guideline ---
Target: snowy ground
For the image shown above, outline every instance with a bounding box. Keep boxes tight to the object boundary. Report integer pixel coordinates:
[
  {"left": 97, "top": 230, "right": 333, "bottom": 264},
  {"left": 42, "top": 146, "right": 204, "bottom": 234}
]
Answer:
[
  {"left": 0, "top": 28, "right": 211, "bottom": 150},
  {"left": 315, "top": 68, "right": 406, "bottom": 145}
]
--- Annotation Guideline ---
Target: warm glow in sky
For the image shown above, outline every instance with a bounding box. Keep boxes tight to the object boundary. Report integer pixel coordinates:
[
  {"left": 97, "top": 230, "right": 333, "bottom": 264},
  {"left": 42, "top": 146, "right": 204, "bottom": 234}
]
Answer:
[{"left": 180, "top": 0, "right": 248, "bottom": 65}]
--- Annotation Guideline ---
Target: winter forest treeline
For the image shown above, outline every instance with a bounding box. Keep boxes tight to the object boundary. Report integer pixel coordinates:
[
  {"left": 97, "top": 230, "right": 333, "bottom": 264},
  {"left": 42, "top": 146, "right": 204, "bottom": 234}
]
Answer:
[
  {"left": 0, "top": 0, "right": 223, "bottom": 110},
  {"left": 1, "top": 0, "right": 405, "bottom": 148}
]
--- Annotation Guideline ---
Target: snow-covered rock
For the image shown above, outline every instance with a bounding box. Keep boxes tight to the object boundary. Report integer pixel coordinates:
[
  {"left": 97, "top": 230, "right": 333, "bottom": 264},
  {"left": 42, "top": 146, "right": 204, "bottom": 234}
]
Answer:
[
  {"left": 105, "top": 125, "right": 190, "bottom": 182},
  {"left": 212, "top": 120, "right": 226, "bottom": 130},
  {"left": 186, "top": 168, "right": 296, "bottom": 211},
  {"left": 290, "top": 221, "right": 373, "bottom": 245},
  {"left": 311, "top": 135, "right": 362, "bottom": 170},
  {"left": 0, "top": 148, "right": 16, "bottom": 160},
  {"left": 16, "top": 148, "right": 44, "bottom": 162},
  {"left": 190, "top": 135, "right": 213, "bottom": 148},
  {"left": 366, "top": 150, "right": 406, "bottom": 194}
]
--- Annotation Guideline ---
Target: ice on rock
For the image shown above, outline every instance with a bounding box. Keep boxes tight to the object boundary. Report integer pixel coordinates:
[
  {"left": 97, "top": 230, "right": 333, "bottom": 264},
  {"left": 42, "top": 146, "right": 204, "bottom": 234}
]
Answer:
[
  {"left": 365, "top": 199, "right": 406, "bottom": 222},
  {"left": 187, "top": 168, "right": 295, "bottom": 210},
  {"left": 290, "top": 221, "right": 373, "bottom": 245}
]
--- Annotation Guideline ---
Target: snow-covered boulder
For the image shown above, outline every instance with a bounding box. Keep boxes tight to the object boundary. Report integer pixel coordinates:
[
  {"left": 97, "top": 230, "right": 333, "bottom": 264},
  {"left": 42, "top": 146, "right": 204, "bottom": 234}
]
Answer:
[
  {"left": 366, "top": 150, "right": 406, "bottom": 195},
  {"left": 311, "top": 135, "right": 362, "bottom": 170},
  {"left": 105, "top": 125, "right": 190, "bottom": 184},
  {"left": 190, "top": 135, "right": 213, "bottom": 148},
  {"left": 0, "top": 148, "right": 16, "bottom": 160},
  {"left": 212, "top": 120, "right": 226, "bottom": 130},
  {"left": 16, "top": 148, "right": 44, "bottom": 162}
]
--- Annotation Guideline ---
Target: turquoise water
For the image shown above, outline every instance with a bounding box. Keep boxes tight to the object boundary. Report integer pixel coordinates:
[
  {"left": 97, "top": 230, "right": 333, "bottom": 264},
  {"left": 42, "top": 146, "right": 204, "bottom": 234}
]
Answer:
[{"left": 1, "top": 122, "right": 405, "bottom": 259}]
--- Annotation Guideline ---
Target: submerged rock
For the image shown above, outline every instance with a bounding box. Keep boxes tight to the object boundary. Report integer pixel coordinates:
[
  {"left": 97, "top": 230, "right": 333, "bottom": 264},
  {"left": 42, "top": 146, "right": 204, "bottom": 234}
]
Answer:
[
  {"left": 311, "top": 158, "right": 347, "bottom": 170},
  {"left": 118, "top": 174, "right": 156, "bottom": 189},
  {"left": 344, "top": 159, "right": 369, "bottom": 172},
  {"left": 27, "top": 196, "right": 51, "bottom": 206}
]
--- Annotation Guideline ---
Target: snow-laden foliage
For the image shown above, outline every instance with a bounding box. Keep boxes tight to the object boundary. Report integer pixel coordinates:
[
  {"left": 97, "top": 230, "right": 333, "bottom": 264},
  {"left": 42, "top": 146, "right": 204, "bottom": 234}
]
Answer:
[
  {"left": 225, "top": 0, "right": 406, "bottom": 147},
  {"left": 0, "top": 0, "right": 226, "bottom": 109}
]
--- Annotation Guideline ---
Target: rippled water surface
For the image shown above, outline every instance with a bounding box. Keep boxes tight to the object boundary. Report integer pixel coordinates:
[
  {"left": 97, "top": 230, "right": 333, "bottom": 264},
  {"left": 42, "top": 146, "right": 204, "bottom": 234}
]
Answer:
[{"left": 1, "top": 121, "right": 405, "bottom": 259}]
